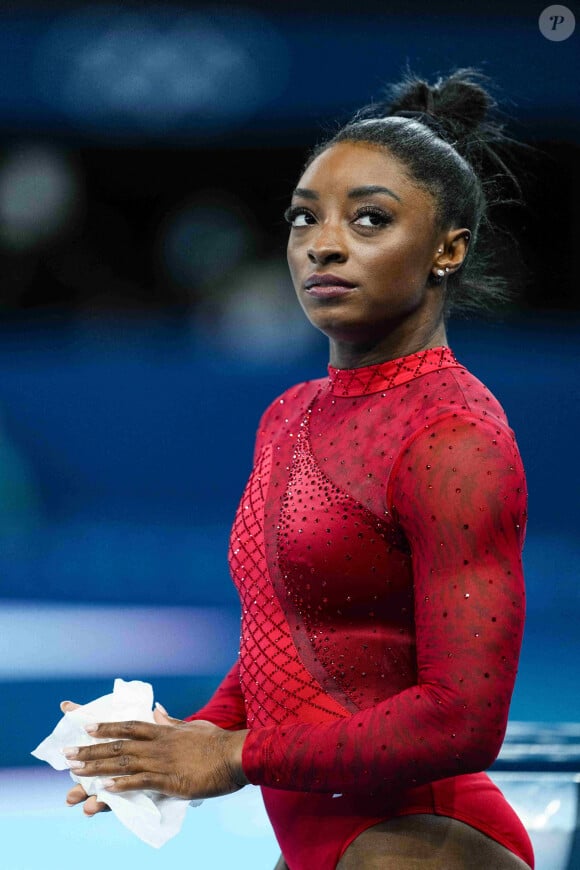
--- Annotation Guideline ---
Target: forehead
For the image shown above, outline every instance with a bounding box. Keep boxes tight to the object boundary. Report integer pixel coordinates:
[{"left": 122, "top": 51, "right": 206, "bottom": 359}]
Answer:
[{"left": 297, "top": 140, "right": 430, "bottom": 206}]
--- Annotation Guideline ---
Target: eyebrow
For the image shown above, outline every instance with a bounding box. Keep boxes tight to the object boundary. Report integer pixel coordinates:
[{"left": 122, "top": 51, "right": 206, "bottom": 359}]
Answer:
[{"left": 292, "top": 185, "right": 402, "bottom": 204}]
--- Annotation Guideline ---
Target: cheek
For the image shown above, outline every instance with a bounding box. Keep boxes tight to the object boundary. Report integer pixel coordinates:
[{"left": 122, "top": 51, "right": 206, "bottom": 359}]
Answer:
[
  {"left": 362, "top": 245, "right": 420, "bottom": 289},
  {"left": 286, "top": 241, "right": 301, "bottom": 284},
  {"left": 359, "top": 246, "right": 433, "bottom": 315},
  {"left": 369, "top": 230, "right": 434, "bottom": 277}
]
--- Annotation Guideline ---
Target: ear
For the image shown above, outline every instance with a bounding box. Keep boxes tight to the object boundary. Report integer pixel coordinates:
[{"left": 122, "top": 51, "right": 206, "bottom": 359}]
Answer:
[{"left": 434, "top": 229, "right": 471, "bottom": 275}]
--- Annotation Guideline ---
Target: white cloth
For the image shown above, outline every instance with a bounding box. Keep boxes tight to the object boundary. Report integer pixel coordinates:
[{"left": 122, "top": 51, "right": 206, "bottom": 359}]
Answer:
[{"left": 32, "top": 678, "right": 202, "bottom": 848}]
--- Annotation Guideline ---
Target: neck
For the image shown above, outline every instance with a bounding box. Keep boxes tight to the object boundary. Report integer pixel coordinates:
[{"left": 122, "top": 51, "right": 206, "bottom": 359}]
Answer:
[{"left": 328, "top": 320, "right": 449, "bottom": 369}]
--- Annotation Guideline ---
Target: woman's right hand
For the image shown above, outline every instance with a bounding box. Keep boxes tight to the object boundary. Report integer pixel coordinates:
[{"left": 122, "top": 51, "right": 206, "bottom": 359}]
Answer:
[{"left": 60, "top": 701, "right": 111, "bottom": 816}]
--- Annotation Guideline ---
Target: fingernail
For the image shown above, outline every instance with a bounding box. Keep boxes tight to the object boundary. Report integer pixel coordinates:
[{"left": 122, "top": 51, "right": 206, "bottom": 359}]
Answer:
[
  {"left": 67, "top": 760, "right": 85, "bottom": 770},
  {"left": 102, "top": 778, "right": 115, "bottom": 789},
  {"left": 85, "top": 723, "right": 98, "bottom": 734},
  {"left": 62, "top": 747, "right": 78, "bottom": 759},
  {"left": 155, "top": 701, "right": 169, "bottom": 715}
]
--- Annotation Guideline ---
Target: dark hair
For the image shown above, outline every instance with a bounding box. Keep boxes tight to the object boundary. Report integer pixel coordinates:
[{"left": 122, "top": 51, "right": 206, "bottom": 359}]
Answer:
[{"left": 304, "top": 66, "right": 530, "bottom": 316}]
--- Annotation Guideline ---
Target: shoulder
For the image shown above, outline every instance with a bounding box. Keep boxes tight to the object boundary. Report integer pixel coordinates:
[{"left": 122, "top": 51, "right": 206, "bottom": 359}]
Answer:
[
  {"left": 379, "top": 358, "right": 518, "bottom": 461},
  {"left": 389, "top": 354, "right": 510, "bottom": 431},
  {"left": 386, "top": 361, "right": 525, "bottom": 506},
  {"left": 437, "top": 364, "right": 511, "bottom": 429},
  {"left": 254, "top": 376, "right": 326, "bottom": 452},
  {"left": 387, "top": 399, "right": 526, "bottom": 518},
  {"left": 423, "top": 361, "right": 522, "bottom": 455}
]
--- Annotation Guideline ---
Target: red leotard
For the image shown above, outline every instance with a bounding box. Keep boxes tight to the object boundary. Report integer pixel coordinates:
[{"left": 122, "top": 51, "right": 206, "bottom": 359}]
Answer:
[{"left": 188, "top": 346, "right": 534, "bottom": 869}]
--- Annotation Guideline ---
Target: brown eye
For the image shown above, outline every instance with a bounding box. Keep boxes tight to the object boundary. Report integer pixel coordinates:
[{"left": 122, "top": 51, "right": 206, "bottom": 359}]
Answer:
[
  {"left": 284, "top": 206, "right": 314, "bottom": 227},
  {"left": 354, "top": 207, "right": 392, "bottom": 228}
]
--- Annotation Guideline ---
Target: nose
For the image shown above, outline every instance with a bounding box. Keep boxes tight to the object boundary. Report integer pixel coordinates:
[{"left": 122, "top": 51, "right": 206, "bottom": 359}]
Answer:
[{"left": 307, "top": 221, "right": 347, "bottom": 265}]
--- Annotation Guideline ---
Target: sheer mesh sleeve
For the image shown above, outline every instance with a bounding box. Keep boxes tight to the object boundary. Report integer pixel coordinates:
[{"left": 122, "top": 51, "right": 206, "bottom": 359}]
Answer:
[
  {"left": 241, "top": 414, "right": 527, "bottom": 794},
  {"left": 185, "top": 659, "right": 248, "bottom": 730}
]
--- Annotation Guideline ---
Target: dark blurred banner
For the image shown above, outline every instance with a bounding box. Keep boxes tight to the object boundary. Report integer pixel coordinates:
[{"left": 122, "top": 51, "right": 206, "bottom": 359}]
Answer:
[
  {"left": 0, "top": 2, "right": 578, "bottom": 313},
  {"left": 0, "top": 2, "right": 578, "bottom": 144}
]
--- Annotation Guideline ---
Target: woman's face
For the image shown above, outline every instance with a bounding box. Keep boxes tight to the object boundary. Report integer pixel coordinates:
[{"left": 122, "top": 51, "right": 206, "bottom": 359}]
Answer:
[{"left": 286, "top": 141, "right": 449, "bottom": 344}]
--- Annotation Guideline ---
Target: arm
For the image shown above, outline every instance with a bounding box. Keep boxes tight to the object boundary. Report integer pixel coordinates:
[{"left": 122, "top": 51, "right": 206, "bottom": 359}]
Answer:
[
  {"left": 240, "top": 414, "right": 528, "bottom": 794},
  {"left": 185, "top": 659, "right": 247, "bottom": 731}
]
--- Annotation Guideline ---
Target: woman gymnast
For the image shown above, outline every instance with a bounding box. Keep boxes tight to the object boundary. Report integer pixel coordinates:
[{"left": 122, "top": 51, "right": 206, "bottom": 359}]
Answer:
[{"left": 61, "top": 67, "right": 534, "bottom": 869}]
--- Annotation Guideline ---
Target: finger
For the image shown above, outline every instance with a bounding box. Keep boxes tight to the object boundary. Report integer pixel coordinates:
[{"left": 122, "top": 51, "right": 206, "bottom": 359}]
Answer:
[
  {"left": 64, "top": 738, "right": 134, "bottom": 763},
  {"left": 71, "top": 756, "right": 145, "bottom": 778},
  {"left": 153, "top": 704, "right": 182, "bottom": 726},
  {"left": 101, "top": 773, "right": 169, "bottom": 795},
  {"left": 84, "top": 720, "right": 158, "bottom": 741},
  {"left": 66, "top": 783, "right": 88, "bottom": 805},
  {"left": 60, "top": 700, "right": 81, "bottom": 713},
  {"left": 64, "top": 732, "right": 174, "bottom": 779},
  {"left": 66, "top": 785, "right": 110, "bottom": 814},
  {"left": 83, "top": 795, "right": 111, "bottom": 816}
]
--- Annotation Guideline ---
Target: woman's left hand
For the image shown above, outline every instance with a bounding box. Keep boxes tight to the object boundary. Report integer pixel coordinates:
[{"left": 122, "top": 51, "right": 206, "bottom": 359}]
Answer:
[{"left": 62, "top": 705, "right": 250, "bottom": 800}]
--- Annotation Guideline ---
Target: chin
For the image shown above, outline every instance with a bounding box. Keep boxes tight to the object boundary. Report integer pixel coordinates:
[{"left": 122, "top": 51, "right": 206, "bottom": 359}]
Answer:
[{"left": 307, "top": 314, "right": 381, "bottom": 343}]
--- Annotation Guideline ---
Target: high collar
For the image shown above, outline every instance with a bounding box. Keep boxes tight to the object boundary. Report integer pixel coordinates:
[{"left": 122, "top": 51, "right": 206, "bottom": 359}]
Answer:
[{"left": 327, "top": 346, "right": 460, "bottom": 397}]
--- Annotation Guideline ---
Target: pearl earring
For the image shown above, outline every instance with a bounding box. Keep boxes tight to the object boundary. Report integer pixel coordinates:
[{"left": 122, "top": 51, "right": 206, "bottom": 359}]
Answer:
[{"left": 436, "top": 268, "right": 445, "bottom": 277}]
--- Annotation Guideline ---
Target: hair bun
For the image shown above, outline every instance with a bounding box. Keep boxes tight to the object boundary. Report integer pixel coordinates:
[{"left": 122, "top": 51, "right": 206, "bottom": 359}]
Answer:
[{"left": 385, "top": 67, "right": 496, "bottom": 138}]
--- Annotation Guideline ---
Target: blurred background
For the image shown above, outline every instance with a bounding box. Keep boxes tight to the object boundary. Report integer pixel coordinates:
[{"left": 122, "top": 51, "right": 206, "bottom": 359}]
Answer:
[{"left": 0, "top": 1, "right": 579, "bottom": 867}]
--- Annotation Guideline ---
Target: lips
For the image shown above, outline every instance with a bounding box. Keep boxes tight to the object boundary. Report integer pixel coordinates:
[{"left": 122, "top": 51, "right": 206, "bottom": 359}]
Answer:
[
  {"left": 304, "top": 273, "right": 356, "bottom": 289},
  {"left": 303, "top": 273, "right": 358, "bottom": 300}
]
